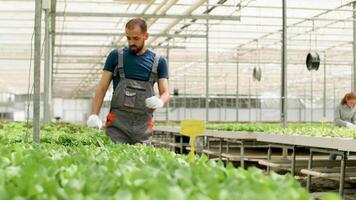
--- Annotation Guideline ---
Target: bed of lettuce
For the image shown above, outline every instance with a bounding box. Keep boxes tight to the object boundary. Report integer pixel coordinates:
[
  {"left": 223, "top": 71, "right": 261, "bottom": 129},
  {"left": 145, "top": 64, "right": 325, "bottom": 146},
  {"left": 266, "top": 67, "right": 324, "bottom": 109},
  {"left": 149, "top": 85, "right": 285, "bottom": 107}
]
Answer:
[
  {"left": 0, "top": 121, "right": 340, "bottom": 200},
  {"left": 206, "top": 123, "right": 356, "bottom": 139}
]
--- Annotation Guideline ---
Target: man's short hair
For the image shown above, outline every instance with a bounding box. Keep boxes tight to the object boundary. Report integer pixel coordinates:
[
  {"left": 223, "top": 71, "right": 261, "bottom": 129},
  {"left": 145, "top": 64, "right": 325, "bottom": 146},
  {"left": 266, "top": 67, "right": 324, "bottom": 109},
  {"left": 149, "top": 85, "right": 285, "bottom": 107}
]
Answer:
[{"left": 125, "top": 18, "right": 147, "bottom": 33}]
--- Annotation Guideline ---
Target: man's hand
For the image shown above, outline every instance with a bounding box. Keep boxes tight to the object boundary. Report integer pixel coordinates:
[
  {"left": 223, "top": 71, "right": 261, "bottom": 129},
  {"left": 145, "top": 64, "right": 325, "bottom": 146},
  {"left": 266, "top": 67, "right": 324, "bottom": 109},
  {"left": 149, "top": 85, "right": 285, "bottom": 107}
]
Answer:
[
  {"left": 346, "top": 122, "right": 355, "bottom": 128},
  {"left": 87, "top": 114, "right": 103, "bottom": 129},
  {"left": 145, "top": 96, "right": 164, "bottom": 109}
]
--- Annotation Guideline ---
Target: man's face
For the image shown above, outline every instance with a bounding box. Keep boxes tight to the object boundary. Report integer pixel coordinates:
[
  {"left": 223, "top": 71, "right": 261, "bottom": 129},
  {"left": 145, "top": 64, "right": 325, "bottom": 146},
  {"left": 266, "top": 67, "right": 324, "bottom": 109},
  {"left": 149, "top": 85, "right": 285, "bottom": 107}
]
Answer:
[{"left": 126, "top": 26, "right": 148, "bottom": 54}]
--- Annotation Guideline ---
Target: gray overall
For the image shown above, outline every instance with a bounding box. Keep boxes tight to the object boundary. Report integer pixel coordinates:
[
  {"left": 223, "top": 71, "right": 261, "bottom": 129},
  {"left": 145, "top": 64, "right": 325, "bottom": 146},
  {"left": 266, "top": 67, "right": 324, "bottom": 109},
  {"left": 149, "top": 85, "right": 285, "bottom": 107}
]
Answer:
[{"left": 105, "top": 48, "right": 160, "bottom": 144}]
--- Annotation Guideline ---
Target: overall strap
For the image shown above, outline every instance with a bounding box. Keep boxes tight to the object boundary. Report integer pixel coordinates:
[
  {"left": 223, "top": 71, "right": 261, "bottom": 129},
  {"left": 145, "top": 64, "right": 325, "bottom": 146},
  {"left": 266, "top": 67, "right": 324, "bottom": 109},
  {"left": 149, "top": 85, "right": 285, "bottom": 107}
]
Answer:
[
  {"left": 113, "top": 48, "right": 125, "bottom": 78},
  {"left": 149, "top": 52, "right": 160, "bottom": 83}
]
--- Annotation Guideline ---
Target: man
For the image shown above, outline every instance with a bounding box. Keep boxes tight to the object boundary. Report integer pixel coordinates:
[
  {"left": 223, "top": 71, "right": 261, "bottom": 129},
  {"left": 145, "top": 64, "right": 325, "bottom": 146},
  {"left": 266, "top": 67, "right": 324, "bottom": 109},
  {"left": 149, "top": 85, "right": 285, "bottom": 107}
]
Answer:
[{"left": 86, "top": 18, "right": 169, "bottom": 144}]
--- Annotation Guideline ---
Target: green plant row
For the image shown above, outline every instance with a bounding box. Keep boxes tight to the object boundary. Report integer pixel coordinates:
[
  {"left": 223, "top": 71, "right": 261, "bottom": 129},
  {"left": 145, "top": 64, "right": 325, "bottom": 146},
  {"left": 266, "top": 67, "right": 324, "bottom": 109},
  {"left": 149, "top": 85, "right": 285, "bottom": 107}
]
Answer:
[
  {"left": 0, "top": 121, "right": 111, "bottom": 146},
  {"left": 0, "top": 121, "right": 340, "bottom": 200},
  {"left": 206, "top": 123, "right": 356, "bottom": 139},
  {"left": 0, "top": 143, "right": 315, "bottom": 200}
]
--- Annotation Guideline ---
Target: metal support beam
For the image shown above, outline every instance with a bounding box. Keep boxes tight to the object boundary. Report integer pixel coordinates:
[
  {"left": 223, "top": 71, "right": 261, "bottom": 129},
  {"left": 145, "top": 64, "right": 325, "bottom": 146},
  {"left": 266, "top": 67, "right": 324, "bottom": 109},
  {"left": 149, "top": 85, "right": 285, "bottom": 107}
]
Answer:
[
  {"left": 54, "top": 31, "right": 206, "bottom": 38},
  {"left": 339, "top": 151, "right": 347, "bottom": 196},
  {"left": 311, "top": 72, "right": 314, "bottom": 122},
  {"left": 236, "top": 57, "right": 239, "bottom": 122},
  {"left": 267, "top": 146, "right": 272, "bottom": 174},
  {"left": 44, "top": 8, "right": 51, "bottom": 124},
  {"left": 255, "top": 82, "right": 258, "bottom": 122},
  {"left": 55, "top": 12, "right": 241, "bottom": 21},
  {"left": 184, "top": 70, "right": 187, "bottom": 119},
  {"left": 54, "top": 44, "right": 186, "bottom": 49},
  {"left": 291, "top": 146, "right": 296, "bottom": 176},
  {"left": 33, "top": 0, "right": 42, "bottom": 142},
  {"left": 237, "top": 2, "right": 353, "bottom": 61},
  {"left": 248, "top": 77, "right": 251, "bottom": 122},
  {"left": 306, "top": 150, "right": 313, "bottom": 191},
  {"left": 50, "top": 0, "right": 56, "bottom": 122},
  {"left": 149, "top": 0, "right": 222, "bottom": 47},
  {"left": 353, "top": 2, "right": 356, "bottom": 92},
  {"left": 323, "top": 51, "right": 327, "bottom": 118},
  {"left": 49, "top": 42, "right": 53, "bottom": 121},
  {"left": 50, "top": 0, "right": 56, "bottom": 74},
  {"left": 205, "top": 8, "right": 209, "bottom": 123},
  {"left": 333, "top": 79, "right": 336, "bottom": 113},
  {"left": 281, "top": 0, "right": 288, "bottom": 128}
]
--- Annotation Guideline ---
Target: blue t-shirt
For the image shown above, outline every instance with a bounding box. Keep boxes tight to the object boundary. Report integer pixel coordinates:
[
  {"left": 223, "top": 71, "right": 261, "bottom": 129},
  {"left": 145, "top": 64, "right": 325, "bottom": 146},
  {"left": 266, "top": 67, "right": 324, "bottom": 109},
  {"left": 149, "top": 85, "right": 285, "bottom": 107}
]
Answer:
[{"left": 103, "top": 47, "right": 169, "bottom": 91}]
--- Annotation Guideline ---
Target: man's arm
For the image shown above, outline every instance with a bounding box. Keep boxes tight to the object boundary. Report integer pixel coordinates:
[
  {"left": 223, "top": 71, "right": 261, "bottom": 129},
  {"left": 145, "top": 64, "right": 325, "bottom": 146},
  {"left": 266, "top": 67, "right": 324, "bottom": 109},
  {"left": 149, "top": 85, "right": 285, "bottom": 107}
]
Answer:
[
  {"left": 158, "top": 78, "right": 169, "bottom": 105},
  {"left": 91, "top": 71, "right": 113, "bottom": 115}
]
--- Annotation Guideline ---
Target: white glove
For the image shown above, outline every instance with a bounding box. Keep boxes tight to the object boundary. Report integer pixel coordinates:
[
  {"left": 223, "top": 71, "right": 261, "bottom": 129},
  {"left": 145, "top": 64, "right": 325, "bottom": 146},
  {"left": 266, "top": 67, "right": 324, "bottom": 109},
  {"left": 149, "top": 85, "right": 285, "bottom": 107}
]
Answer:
[
  {"left": 86, "top": 114, "right": 103, "bottom": 129},
  {"left": 346, "top": 122, "right": 355, "bottom": 128},
  {"left": 145, "top": 96, "right": 164, "bottom": 109}
]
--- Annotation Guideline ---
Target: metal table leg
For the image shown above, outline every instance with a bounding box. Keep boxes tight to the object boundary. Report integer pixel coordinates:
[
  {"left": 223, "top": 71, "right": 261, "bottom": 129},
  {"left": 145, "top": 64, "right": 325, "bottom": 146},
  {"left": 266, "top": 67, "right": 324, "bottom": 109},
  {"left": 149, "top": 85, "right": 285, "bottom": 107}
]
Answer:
[
  {"left": 240, "top": 140, "right": 245, "bottom": 168},
  {"left": 267, "top": 145, "right": 272, "bottom": 174},
  {"left": 180, "top": 135, "right": 183, "bottom": 154},
  {"left": 306, "top": 150, "right": 314, "bottom": 192},
  {"left": 219, "top": 138, "right": 222, "bottom": 161},
  {"left": 206, "top": 137, "right": 210, "bottom": 159},
  {"left": 291, "top": 146, "right": 296, "bottom": 176},
  {"left": 339, "top": 151, "right": 347, "bottom": 197}
]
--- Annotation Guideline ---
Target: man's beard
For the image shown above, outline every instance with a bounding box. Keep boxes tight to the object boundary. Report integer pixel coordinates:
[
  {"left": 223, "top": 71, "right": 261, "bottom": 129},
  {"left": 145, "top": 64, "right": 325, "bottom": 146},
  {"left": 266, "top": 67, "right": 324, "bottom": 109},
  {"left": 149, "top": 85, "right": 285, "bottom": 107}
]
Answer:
[{"left": 129, "top": 44, "right": 143, "bottom": 54}]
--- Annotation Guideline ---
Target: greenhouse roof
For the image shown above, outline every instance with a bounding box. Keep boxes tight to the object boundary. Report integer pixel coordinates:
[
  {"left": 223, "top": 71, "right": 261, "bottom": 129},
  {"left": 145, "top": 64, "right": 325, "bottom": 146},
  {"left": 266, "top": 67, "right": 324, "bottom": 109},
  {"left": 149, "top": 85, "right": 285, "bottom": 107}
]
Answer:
[{"left": 0, "top": 0, "right": 355, "bottom": 98}]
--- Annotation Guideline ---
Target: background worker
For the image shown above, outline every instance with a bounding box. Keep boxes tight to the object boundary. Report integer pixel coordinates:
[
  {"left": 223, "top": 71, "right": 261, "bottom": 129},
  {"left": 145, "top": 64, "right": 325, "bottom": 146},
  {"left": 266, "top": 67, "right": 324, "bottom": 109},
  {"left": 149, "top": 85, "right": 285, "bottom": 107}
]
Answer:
[
  {"left": 330, "top": 92, "right": 356, "bottom": 160},
  {"left": 86, "top": 18, "right": 169, "bottom": 144},
  {"left": 334, "top": 92, "right": 356, "bottom": 128}
]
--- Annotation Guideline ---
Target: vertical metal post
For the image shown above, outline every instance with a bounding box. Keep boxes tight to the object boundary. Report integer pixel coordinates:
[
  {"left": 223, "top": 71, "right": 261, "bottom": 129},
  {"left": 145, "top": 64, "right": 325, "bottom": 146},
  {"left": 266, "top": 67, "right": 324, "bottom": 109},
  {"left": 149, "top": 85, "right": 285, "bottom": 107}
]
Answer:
[
  {"left": 304, "top": 86, "right": 307, "bottom": 122},
  {"left": 177, "top": 98, "right": 180, "bottom": 121},
  {"left": 281, "top": 0, "right": 288, "bottom": 128},
  {"left": 240, "top": 140, "right": 245, "bottom": 168},
  {"left": 248, "top": 77, "right": 251, "bottom": 122},
  {"left": 282, "top": 147, "right": 288, "bottom": 158},
  {"left": 49, "top": 41, "right": 53, "bottom": 121},
  {"left": 224, "top": 80, "right": 227, "bottom": 121},
  {"left": 44, "top": 8, "right": 51, "bottom": 124},
  {"left": 291, "top": 146, "right": 296, "bottom": 176},
  {"left": 190, "top": 91, "right": 192, "bottom": 119},
  {"left": 179, "top": 136, "right": 183, "bottom": 154},
  {"left": 236, "top": 58, "right": 239, "bottom": 122},
  {"left": 218, "top": 99, "right": 221, "bottom": 121},
  {"left": 323, "top": 51, "right": 327, "bottom": 118},
  {"left": 311, "top": 71, "right": 314, "bottom": 122},
  {"left": 306, "top": 150, "right": 314, "bottom": 191},
  {"left": 205, "top": 3, "right": 209, "bottom": 123},
  {"left": 259, "top": 86, "right": 262, "bottom": 121},
  {"left": 353, "top": 2, "right": 356, "bottom": 92},
  {"left": 184, "top": 70, "right": 187, "bottom": 119},
  {"left": 49, "top": 0, "right": 56, "bottom": 122},
  {"left": 267, "top": 146, "right": 272, "bottom": 174},
  {"left": 33, "top": 0, "right": 42, "bottom": 142},
  {"left": 333, "top": 79, "right": 336, "bottom": 113},
  {"left": 255, "top": 82, "right": 258, "bottom": 122},
  {"left": 165, "top": 46, "right": 170, "bottom": 123},
  {"left": 198, "top": 96, "right": 201, "bottom": 118},
  {"left": 298, "top": 102, "right": 302, "bottom": 122},
  {"left": 218, "top": 138, "right": 222, "bottom": 161},
  {"left": 339, "top": 151, "right": 346, "bottom": 196}
]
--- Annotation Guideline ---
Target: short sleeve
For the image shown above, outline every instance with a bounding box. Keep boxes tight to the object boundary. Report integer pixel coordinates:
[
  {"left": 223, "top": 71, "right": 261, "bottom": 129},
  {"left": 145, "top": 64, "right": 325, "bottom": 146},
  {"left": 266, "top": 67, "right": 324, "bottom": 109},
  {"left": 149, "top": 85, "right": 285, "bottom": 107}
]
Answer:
[
  {"left": 157, "top": 57, "right": 169, "bottom": 79},
  {"left": 103, "top": 49, "right": 118, "bottom": 72}
]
